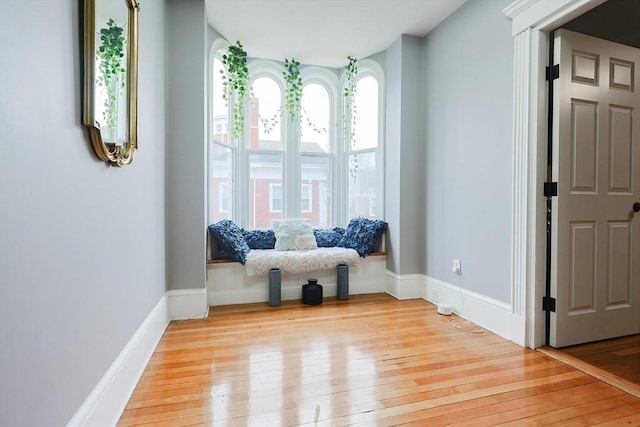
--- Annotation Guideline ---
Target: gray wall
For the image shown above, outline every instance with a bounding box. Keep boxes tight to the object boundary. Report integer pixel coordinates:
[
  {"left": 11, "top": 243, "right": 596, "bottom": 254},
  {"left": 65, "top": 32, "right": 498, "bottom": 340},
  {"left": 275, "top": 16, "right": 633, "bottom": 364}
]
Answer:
[
  {"left": 166, "top": 0, "right": 207, "bottom": 290},
  {"left": 385, "top": 35, "right": 426, "bottom": 275},
  {"left": 422, "top": 0, "right": 514, "bottom": 302},
  {"left": 0, "top": 0, "right": 167, "bottom": 425}
]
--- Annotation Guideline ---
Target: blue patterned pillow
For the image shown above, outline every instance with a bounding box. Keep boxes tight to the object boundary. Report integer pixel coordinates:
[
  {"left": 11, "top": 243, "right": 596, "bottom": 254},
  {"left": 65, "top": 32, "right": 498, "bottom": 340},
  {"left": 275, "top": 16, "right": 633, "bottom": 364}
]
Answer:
[
  {"left": 337, "top": 217, "right": 387, "bottom": 257},
  {"left": 314, "top": 227, "right": 345, "bottom": 247},
  {"left": 208, "top": 220, "right": 250, "bottom": 264},
  {"left": 242, "top": 229, "right": 276, "bottom": 249}
]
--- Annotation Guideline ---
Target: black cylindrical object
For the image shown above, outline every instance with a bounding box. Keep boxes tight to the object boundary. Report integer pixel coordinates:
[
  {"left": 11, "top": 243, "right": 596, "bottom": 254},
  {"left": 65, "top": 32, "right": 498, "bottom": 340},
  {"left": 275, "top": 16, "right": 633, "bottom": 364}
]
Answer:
[
  {"left": 302, "top": 278, "right": 323, "bottom": 305},
  {"left": 268, "top": 268, "right": 281, "bottom": 307},
  {"left": 337, "top": 263, "right": 349, "bottom": 300}
]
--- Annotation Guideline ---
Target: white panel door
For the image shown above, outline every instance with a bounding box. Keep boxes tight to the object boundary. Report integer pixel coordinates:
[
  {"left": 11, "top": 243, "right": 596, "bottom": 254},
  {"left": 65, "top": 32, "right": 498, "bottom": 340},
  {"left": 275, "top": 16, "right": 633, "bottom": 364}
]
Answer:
[{"left": 550, "top": 29, "right": 640, "bottom": 348}]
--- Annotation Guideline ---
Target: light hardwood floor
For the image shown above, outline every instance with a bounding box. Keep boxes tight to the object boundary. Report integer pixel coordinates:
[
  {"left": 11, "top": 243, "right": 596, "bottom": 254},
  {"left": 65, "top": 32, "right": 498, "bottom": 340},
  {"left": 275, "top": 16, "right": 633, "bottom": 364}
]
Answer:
[
  {"left": 539, "top": 334, "right": 640, "bottom": 399},
  {"left": 118, "top": 294, "right": 640, "bottom": 426}
]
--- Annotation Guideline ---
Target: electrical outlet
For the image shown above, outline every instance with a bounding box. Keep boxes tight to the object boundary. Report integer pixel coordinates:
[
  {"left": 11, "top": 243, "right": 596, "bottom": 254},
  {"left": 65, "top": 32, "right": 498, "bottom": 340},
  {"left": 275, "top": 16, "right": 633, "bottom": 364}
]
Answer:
[{"left": 452, "top": 259, "right": 461, "bottom": 275}]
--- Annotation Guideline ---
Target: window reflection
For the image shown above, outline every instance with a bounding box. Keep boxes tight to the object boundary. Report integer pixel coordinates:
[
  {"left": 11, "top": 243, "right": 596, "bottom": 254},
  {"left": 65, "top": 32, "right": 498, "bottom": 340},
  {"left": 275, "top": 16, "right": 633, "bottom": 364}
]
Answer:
[{"left": 249, "top": 350, "right": 283, "bottom": 425}]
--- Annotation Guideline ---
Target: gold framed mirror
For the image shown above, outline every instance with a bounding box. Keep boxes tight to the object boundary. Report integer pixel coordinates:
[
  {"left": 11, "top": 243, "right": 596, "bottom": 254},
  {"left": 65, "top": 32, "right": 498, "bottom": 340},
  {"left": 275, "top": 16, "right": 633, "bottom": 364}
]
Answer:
[{"left": 83, "top": 0, "right": 139, "bottom": 167}]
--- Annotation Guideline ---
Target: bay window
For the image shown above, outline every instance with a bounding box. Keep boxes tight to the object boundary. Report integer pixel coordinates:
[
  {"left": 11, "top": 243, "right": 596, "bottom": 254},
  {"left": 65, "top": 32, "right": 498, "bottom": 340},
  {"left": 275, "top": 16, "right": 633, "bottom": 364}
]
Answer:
[{"left": 209, "top": 52, "right": 384, "bottom": 229}]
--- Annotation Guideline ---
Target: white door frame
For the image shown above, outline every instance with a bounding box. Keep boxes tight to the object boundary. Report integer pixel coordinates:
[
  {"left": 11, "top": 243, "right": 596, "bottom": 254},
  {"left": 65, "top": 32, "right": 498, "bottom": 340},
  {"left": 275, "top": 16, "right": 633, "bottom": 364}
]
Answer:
[{"left": 503, "top": 0, "right": 607, "bottom": 348}]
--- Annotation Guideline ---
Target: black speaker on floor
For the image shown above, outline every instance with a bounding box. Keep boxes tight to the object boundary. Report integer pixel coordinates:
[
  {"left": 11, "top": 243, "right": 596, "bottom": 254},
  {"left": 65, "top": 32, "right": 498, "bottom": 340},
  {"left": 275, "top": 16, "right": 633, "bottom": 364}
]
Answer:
[{"left": 302, "top": 278, "right": 323, "bottom": 305}]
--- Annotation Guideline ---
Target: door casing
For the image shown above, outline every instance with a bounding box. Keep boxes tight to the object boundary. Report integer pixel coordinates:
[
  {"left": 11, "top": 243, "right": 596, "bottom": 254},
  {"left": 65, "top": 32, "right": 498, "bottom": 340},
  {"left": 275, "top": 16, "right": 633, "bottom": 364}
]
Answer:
[{"left": 503, "top": 0, "right": 610, "bottom": 349}]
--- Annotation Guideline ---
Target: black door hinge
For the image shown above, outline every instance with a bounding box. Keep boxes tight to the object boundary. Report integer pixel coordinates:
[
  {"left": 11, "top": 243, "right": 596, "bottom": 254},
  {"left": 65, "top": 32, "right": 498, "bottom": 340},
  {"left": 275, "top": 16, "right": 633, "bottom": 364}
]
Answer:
[
  {"left": 544, "top": 182, "right": 558, "bottom": 197},
  {"left": 543, "top": 296, "right": 556, "bottom": 312},
  {"left": 546, "top": 64, "right": 560, "bottom": 81}
]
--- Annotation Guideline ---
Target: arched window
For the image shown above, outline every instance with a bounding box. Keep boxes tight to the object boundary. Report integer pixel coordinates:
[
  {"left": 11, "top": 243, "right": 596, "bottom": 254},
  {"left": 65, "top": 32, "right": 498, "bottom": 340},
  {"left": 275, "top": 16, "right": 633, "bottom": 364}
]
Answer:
[
  {"left": 301, "top": 83, "right": 332, "bottom": 226},
  {"left": 344, "top": 61, "right": 384, "bottom": 220},
  {"left": 247, "top": 75, "right": 283, "bottom": 228},
  {"left": 209, "top": 50, "right": 233, "bottom": 223}
]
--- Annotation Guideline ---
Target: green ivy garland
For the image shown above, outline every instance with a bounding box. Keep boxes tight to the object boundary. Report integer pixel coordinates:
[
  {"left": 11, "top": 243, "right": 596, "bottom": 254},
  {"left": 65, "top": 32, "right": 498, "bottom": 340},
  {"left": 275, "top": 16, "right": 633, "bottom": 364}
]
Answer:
[
  {"left": 343, "top": 56, "right": 358, "bottom": 147},
  {"left": 258, "top": 110, "right": 279, "bottom": 134},
  {"left": 283, "top": 58, "right": 302, "bottom": 123},
  {"left": 221, "top": 41, "right": 250, "bottom": 139},
  {"left": 302, "top": 107, "right": 327, "bottom": 135},
  {"left": 343, "top": 56, "right": 359, "bottom": 180},
  {"left": 240, "top": 54, "right": 328, "bottom": 139},
  {"left": 96, "top": 18, "right": 126, "bottom": 130}
]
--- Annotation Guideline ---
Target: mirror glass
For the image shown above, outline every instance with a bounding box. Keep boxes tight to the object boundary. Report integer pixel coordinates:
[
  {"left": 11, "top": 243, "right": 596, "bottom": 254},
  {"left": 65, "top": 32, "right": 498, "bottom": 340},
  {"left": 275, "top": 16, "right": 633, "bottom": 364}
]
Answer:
[
  {"left": 95, "top": 1, "right": 128, "bottom": 144},
  {"left": 83, "top": 0, "right": 139, "bottom": 166}
]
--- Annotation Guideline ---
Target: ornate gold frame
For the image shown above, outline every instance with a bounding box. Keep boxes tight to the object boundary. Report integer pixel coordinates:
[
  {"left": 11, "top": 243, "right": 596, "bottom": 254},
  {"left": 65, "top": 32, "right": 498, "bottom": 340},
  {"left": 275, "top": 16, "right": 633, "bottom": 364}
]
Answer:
[{"left": 83, "top": 0, "right": 139, "bottom": 167}]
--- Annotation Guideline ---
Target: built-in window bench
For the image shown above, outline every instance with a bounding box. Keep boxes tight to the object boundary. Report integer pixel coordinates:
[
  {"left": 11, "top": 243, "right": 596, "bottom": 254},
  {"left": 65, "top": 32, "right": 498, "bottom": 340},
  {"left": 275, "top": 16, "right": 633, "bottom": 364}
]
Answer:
[{"left": 206, "top": 252, "right": 388, "bottom": 306}]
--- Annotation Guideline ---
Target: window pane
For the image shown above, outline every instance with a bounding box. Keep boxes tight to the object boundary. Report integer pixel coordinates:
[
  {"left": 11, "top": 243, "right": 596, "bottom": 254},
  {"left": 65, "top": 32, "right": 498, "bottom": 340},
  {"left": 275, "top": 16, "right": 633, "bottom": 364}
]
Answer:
[
  {"left": 212, "top": 55, "right": 230, "bottom": 145},
  {"left": 352, "top": 76, "right": 378, "bottom": 151},
  {"left": 270, "top": 184, "right": 282, "bottom": 212},
  {"left": 219, "top": 183, "right": 230, "bottom": 213},
  {"left": 300, "top": 185, "right": 311, "bottom": 213},
  {"left": 301, "top": 84, "right": 330, "bottom": 153},
  {"left": 250, "top": 77, "right": 282, "bottom": 150},
  {"left": 348, "top": 151, "right": 377, "bottom": 219},
  {"left": 302, "top": 155, "right": 331, "bottom": 227},
  {"left": 210, "top": 143, "right": 232, "bottom": 223},
  {"left": 249, "top": 151, "right": 282, "bottom": 228}
]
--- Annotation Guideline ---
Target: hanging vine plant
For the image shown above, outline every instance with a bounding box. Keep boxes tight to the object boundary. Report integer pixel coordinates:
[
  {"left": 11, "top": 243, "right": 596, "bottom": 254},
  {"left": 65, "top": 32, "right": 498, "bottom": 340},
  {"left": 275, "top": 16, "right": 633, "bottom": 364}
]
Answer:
[
  {"left": 255, "top": 57, "right": 327, "bottom": 138},
  {"left": 96, "top": 18, "right": 126, "bottom": 131},
  {"left": 221, "top": 41, "right": 250, "bottom": 139},
  {"left": 258, "top": 111, "right": 280, "bottom": 134},
  {"left": 343, "top": 56, "right": 359, "bottom": 180},
  {"left": 343, "top": 56, "right": 358, "bottom": 146},
  {"left": 302, "top": 107, "right": 327, "bottom": 135},
  {"left": 283, "top": 57, "right": 303, "bottom": 124}
]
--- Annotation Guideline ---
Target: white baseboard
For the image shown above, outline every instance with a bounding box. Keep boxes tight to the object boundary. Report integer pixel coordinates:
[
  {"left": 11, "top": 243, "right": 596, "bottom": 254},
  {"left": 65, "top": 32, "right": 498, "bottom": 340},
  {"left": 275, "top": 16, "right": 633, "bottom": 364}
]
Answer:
[
  {"left": 167, "top": 288, "right": 209, "bottom": 320},
  {"left": 67, "top": 294, "right": 170, "bottom": 427},
  {"left": 425, "top": 276, "right": 524, "bottom": 343},
  {"left": 385, "top": 272, "right": 525, "bottom": 344},
  {"left": 68, "top": 288, "right": 209, "bottom": 426},
  {"left": 385, "top": 271, "right": 425, "bottom": 300}
]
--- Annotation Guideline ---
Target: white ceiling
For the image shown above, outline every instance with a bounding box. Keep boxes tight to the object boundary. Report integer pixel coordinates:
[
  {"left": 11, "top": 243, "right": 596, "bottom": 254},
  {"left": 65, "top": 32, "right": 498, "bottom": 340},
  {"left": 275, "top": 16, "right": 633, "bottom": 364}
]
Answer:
[{"left": 205, "top": 0, "right": 466, "bottom": 68}]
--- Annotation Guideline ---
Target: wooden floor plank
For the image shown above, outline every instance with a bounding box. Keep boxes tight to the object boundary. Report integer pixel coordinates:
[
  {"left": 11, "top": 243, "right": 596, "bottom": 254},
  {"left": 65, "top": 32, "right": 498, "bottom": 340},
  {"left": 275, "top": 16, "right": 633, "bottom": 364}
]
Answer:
[
  {"left": 118, "top": 294, "right": 640, "bottom": 426},
  {"left": 538, "top": 343, "right": 640, "bottom": 399}
]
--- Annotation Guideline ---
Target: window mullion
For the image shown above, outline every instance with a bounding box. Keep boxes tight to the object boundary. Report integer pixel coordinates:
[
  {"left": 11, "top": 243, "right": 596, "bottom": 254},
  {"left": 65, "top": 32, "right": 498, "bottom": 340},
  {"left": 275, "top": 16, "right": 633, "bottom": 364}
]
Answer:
[
  {"left": 337, "top": 86, "right": 349, "bottom": 226},
  {"left": 285, "top": 114, "right": 300, "bottom": 218},
  {"left": 236, "top": 109, "right": 249, "bottom": 228}
]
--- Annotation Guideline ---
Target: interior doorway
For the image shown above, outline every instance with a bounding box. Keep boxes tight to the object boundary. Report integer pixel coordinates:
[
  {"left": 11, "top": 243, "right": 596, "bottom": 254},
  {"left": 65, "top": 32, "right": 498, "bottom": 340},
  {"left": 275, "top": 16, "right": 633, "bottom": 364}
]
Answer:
[
  {"left": 503, "top": 0, "right": 639, "bottom": 351},
  {"left": 540, "top": 0, "right": 640, "bottom": 392},
  {"left": 545, "top": 27, "right": 640, "bottom": 348}
]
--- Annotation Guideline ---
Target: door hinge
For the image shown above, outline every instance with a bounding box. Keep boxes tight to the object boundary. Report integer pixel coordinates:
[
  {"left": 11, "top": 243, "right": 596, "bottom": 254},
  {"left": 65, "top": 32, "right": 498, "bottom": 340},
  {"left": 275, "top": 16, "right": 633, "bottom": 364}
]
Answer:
[
  {"left": 546, "top": 64, "right": 560, "bottom": 81},
  {"left": 543, "top": 296, "right": 556, "bottom": 312},
  {"left": 544, "top": 182, "right": 558, "bottom": 197}
]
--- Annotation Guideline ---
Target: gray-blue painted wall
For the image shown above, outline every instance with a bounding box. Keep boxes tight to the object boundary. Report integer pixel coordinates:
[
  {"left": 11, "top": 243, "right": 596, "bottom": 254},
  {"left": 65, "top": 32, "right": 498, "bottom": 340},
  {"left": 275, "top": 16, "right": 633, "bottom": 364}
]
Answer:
[
  {"left": 0, "top": 0, "right": 168, "bottom": 424},
  {"left": 166, "top": 0, "right": 207, "bottom": 291},
  {"left": 422, "top": 0, "right": 514, "bottom": 302},
  {"left": 385, "top": 34, "right": 426, "bottom": 275}
]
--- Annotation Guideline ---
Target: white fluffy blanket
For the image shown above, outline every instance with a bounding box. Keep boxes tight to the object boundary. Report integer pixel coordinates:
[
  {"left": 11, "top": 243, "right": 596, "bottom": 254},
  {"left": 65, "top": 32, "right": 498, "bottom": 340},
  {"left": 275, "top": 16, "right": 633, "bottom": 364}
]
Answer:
[{"left": 244, "top": 247, "right": 360, "bottom": 277}]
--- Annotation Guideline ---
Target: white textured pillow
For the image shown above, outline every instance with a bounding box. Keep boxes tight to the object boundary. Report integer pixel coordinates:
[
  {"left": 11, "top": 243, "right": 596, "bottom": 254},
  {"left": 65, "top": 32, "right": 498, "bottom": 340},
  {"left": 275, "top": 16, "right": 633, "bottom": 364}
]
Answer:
[{"left": 273, "top": 219, "right": 318, "bottom": 251}]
